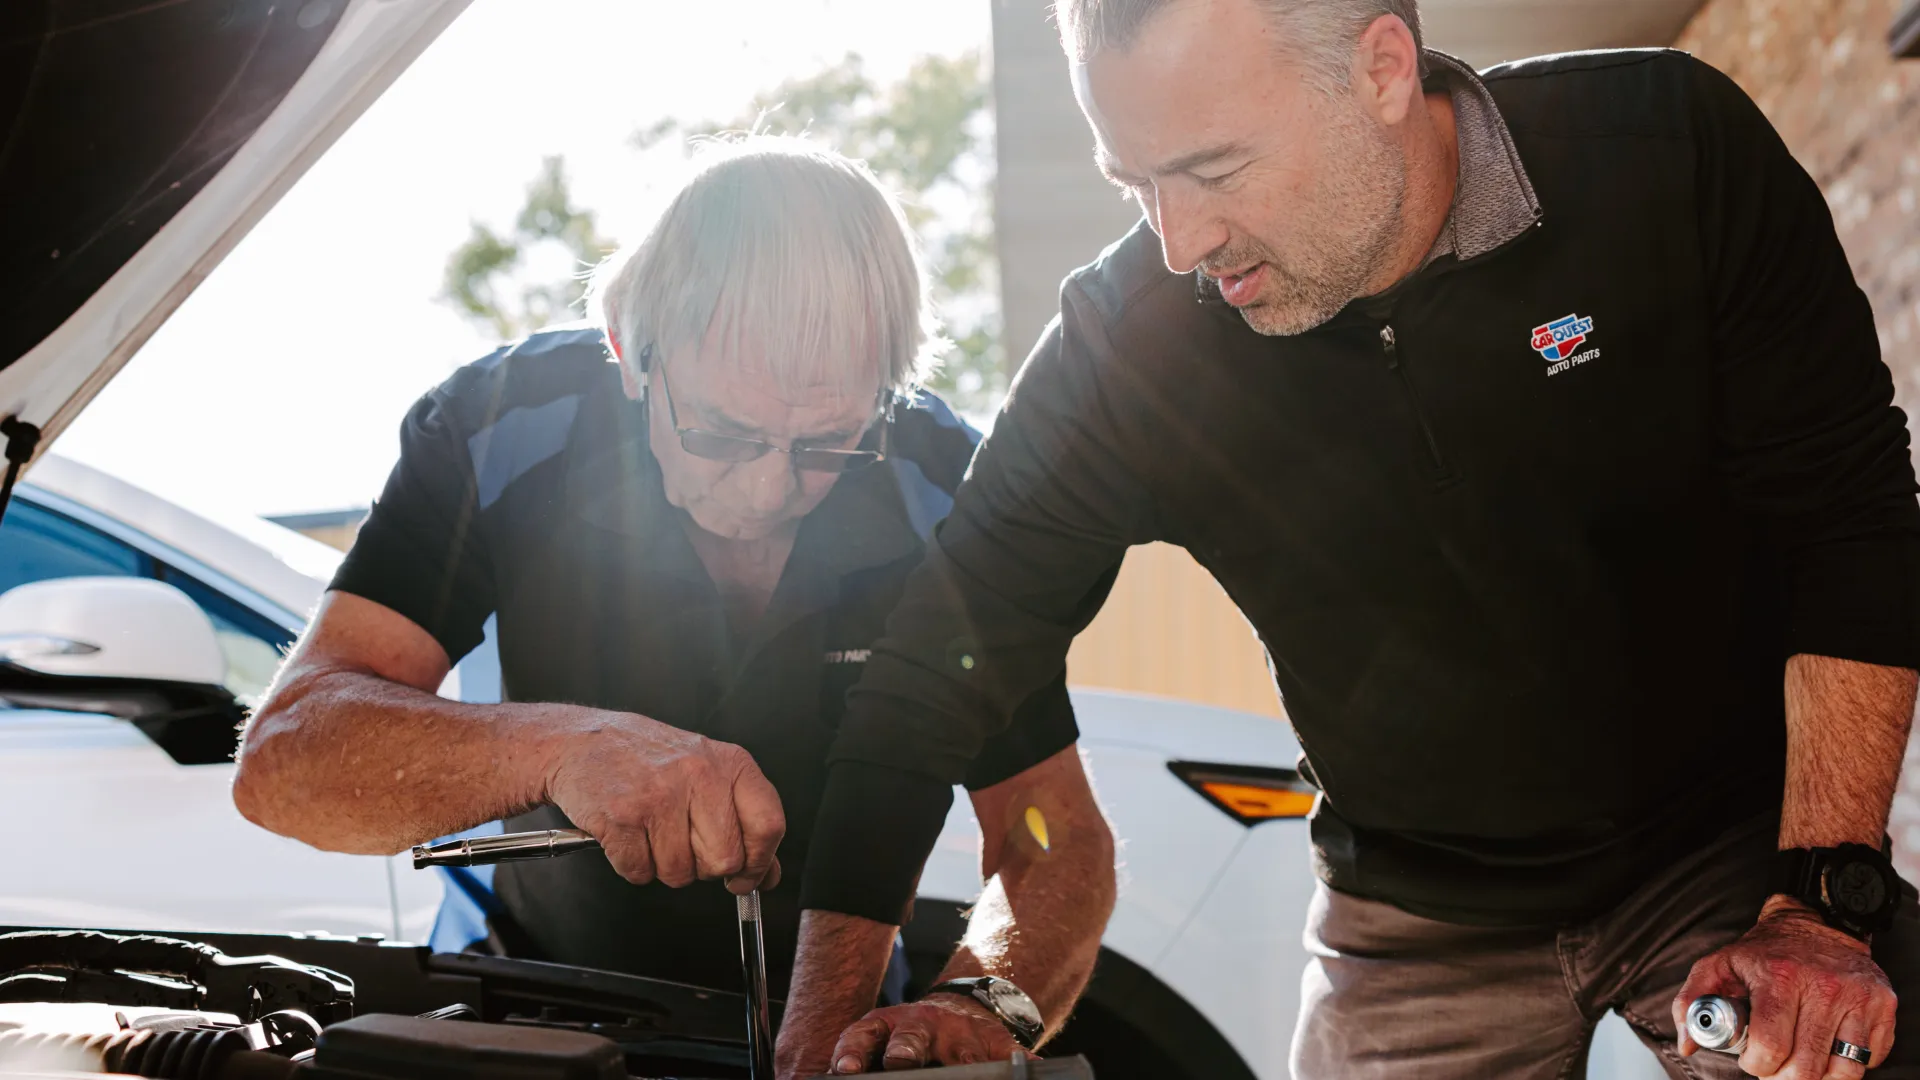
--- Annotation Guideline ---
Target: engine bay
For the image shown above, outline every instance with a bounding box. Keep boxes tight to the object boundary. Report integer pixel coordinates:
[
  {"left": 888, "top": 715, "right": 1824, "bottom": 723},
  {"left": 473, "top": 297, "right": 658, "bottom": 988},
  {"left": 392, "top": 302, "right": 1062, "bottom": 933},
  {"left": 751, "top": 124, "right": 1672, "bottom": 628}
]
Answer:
[{"left": 0, "top": 928, "right": 1092, "bottom": 1080}]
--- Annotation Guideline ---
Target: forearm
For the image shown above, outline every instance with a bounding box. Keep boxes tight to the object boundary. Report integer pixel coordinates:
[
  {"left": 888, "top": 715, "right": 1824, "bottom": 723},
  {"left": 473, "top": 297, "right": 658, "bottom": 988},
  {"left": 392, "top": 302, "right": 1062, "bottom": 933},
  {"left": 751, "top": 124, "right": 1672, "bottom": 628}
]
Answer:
[
  {"left": 234, "top": 665, "right": 578, "bottom": 854},
  {"left": 1778, "top": 652, "right": 1917, "bottom": 852},
  {"left": 777, "top": 910, "right": 898, "bottom": 1078},
  {"left": 932, "top": 829, "right": 1115, "bottom": 1039}
]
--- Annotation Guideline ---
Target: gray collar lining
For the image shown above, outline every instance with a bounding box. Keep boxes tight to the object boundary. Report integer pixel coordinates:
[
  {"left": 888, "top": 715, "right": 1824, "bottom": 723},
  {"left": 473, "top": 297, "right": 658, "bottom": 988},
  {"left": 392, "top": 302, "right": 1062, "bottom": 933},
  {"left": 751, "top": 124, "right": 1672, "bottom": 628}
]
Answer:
[{"left": 1421, "top": 49, "right": 1543, "bottom": 265}]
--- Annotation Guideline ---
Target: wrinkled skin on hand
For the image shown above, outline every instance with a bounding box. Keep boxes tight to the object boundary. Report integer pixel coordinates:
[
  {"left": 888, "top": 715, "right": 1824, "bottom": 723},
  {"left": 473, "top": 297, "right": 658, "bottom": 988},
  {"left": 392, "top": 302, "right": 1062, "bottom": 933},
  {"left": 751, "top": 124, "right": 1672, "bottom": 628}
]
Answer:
[
  {"left": 545, "top": 712, "right": 785, "bottom": 895},
  {"left": 828, "top": 994, "right": 1025, "bottom": 1073},
  {"left": 1673, "top": 899, "right": 1897, "bottom": 1080}
]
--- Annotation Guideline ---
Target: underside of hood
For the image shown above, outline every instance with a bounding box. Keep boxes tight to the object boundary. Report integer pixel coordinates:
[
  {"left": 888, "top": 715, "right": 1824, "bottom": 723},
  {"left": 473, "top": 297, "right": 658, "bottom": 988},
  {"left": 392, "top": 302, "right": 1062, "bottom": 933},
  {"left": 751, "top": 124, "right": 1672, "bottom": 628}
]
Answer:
[{"left": 0, "top": 0, "right": 467, "bottom": 463}]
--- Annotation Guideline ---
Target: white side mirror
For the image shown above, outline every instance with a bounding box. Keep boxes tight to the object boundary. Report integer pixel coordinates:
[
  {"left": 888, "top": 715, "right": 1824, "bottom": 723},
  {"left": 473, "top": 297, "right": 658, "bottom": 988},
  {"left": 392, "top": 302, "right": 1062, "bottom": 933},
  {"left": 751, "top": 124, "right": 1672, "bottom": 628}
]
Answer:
[{"left": 0, "top": 577, "right": 226, "bottom": 686}]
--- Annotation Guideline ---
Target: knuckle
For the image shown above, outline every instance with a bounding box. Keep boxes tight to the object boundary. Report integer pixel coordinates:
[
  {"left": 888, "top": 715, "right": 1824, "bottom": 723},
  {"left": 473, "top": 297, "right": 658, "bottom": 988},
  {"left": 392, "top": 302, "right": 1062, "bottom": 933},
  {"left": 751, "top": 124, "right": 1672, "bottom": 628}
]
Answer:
[
  {"left": 1807, "top": 975, "right": 1845, "bottom": 1007},
  {"left": 838, "top": 1018, "right": 885, "bottom": 1048},
  {"left": 1743, "top": 1039, "right": 1788, "bottom": 1074},
  {"left": 708, "top": 740, "right": 751, "bottom": 770},
  {"left": 608, "top": 857, "right": 654, "bottom": 885}
]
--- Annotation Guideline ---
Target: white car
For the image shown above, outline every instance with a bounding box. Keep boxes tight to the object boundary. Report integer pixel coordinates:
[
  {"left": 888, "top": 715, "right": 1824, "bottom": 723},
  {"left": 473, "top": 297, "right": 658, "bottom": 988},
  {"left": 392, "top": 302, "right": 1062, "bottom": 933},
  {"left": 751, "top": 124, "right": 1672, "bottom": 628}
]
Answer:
[
  {"left": 0, "top": 0, "right": 1663, "bottom": 1074},
  {"left": 1, "top": 453, "right": 1316, "bottom": 1079},
  {"left": 0, "top": 454, "right": 443, "bottom": 944}
]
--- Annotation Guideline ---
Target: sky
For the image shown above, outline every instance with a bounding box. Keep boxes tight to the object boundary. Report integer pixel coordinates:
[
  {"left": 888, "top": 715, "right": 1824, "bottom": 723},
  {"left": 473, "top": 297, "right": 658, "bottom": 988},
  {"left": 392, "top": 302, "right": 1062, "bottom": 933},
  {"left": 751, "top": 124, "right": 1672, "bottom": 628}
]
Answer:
[{"left": 54, "top": 0, "right": 993, "bottom": 520}]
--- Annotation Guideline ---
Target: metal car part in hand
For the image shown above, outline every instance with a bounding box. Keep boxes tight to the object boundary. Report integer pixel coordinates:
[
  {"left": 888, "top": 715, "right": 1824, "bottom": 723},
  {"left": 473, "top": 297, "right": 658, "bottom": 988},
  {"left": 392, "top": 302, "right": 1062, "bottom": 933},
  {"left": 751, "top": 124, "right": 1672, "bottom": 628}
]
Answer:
[
  {"left": 1687, "top": 994, "right": 1749, "bottom": 1055},
  {"left": 410, "top": 828, "right": 600, "bottom": 869},
  {"left": 1687, "top": 995, "right": 1873, "bottom": 1065}
]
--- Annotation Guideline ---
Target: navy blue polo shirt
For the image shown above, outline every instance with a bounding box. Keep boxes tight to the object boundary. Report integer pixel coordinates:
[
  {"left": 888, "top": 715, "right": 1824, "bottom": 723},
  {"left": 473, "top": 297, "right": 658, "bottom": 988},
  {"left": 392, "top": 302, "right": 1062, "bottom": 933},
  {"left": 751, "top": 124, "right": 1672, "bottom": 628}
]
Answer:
[{"left": 331, "top": 326, "right": 1078, "bottom": 992}]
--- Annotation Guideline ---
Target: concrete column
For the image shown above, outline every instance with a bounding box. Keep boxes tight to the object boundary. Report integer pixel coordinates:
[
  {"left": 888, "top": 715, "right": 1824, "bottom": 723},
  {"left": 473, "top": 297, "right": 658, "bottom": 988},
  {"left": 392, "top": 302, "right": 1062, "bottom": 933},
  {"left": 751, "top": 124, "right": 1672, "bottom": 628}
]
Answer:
[{"left": 990, "top": 0, "right": 1143, "bottom": 377}]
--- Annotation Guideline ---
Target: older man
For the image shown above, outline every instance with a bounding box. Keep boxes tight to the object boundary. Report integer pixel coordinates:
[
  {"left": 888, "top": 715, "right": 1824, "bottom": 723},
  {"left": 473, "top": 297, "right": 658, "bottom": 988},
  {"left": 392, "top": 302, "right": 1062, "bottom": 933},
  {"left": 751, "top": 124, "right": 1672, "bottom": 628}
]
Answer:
[
  {"left": 801, "top": 2, "right": 1920, "bottom": 1078},
  {"left": 231, "top": 138, "right": 1115, "bottom": 1078}
]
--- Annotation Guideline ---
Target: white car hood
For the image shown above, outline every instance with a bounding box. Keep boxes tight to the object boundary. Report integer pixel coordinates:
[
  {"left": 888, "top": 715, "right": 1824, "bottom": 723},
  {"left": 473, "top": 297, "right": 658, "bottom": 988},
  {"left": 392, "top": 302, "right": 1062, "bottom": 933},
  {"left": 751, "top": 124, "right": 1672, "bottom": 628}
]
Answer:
[{"left": 0, "top": 0, "right": 467, "bottom": 461}]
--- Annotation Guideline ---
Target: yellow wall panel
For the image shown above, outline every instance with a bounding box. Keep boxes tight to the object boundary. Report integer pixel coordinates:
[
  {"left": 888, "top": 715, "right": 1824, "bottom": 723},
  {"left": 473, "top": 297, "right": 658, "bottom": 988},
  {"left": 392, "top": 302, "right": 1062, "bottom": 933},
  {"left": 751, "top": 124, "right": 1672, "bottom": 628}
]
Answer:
[{"left": 1066, "top": 542, "right": 1285, "bottom": 719}]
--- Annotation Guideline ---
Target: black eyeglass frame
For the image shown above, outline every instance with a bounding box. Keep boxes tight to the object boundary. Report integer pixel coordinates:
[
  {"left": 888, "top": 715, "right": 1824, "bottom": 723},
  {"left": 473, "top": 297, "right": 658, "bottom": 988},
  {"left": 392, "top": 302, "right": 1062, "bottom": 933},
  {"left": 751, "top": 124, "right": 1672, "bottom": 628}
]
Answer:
[{"left": 642, "top": 343, "right": 893, "bottom": 474}]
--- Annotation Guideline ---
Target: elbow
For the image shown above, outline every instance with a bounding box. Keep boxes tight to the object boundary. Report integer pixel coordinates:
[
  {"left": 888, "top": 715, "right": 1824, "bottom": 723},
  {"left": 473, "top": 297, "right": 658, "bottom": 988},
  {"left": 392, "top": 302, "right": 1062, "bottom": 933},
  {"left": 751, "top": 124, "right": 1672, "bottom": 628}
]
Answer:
[
  {"left": 231, "top": 708, "right": 295, "bottom": 839},
  {"left": 230, "top": 672, "right": 331, "bottom": 844}
]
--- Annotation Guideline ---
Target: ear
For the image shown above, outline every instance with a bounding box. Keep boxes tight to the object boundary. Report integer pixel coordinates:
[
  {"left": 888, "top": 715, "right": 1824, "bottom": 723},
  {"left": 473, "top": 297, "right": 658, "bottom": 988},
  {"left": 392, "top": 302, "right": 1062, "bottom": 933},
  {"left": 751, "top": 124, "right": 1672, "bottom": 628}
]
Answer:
[
  {"left": 619, "top": 359, "right": 643, "bottom": 401},
  {"left": 1354, "top": 13, "right": 1423, "bottom": 127}
]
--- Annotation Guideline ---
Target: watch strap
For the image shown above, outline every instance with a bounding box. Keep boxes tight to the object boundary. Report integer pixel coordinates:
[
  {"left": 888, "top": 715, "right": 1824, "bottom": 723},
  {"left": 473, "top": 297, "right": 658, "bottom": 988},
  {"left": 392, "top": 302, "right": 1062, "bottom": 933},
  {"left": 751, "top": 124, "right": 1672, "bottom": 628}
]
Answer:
[
  {"left": 1770, "top": 848, "right": 1823, "bottom": 906},
  {"left": 925, "top": 977, "right": 1042, "bottom": 1049},
  {"left": 1771, "top": 843, "right": 1900, "bottom": 939}
]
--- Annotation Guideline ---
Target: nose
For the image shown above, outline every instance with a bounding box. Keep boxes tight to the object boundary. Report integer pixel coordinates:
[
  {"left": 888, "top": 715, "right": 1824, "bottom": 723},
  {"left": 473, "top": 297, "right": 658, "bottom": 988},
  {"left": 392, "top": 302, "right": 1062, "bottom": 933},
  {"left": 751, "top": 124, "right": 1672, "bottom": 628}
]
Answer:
[
  {"left": 736, "top": 450, "right": 799, "bottom": 518},
  {"left": 1151, "top": 184, "right": 1226, "bottom": 276}
]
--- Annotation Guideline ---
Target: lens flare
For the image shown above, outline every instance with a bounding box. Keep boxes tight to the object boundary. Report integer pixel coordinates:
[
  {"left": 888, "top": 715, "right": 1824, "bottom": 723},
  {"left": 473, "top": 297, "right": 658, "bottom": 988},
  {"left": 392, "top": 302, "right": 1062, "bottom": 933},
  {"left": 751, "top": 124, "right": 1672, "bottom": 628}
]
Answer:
[{"left": 1024, "top": 805, "right": 1051, "bottom": 852}]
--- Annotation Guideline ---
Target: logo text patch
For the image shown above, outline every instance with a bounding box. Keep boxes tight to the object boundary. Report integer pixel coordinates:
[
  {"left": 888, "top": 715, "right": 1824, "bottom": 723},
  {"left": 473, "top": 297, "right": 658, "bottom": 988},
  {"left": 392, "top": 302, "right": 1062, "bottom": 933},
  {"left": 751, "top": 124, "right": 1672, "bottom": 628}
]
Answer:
[{"left": 1530, "top": 313, "right": 1601, "bottom": 376}]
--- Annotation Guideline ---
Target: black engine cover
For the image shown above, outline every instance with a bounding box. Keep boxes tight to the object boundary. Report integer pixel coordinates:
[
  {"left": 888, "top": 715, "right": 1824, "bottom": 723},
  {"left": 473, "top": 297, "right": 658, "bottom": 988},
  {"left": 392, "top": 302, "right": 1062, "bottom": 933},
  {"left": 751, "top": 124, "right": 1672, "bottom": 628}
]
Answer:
[{"left": 306, "top": 1015, "right": 623, "bottom": 1080}]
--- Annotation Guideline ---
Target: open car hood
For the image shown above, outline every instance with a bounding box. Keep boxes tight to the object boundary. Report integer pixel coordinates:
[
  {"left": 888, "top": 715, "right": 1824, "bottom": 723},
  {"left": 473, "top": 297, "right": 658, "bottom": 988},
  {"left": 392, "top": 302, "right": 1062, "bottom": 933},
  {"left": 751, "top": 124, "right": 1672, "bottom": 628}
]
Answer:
[{"left": 0, "top": 0, "right": 468, "bottom": 463}]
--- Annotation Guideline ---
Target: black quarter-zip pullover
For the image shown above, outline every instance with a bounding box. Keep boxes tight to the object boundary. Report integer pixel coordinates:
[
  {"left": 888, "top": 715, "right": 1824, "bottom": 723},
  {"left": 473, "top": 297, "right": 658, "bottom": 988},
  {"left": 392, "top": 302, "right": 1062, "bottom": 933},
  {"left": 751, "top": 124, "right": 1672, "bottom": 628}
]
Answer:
[{"left": 800, "top": 49, "right": 1920, "bottom": 927}]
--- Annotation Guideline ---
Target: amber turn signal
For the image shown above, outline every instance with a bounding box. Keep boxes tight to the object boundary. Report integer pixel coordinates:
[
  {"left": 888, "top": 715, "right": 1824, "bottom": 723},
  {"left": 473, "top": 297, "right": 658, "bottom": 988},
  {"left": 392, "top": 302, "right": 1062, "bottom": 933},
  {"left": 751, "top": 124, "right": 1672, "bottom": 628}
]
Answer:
[
  {"left": 1169, "top": 761, "right": 1318, "bottom": 825},
  {"left": 1196, "top": 782, "right": 1316, "bottom": 820}
]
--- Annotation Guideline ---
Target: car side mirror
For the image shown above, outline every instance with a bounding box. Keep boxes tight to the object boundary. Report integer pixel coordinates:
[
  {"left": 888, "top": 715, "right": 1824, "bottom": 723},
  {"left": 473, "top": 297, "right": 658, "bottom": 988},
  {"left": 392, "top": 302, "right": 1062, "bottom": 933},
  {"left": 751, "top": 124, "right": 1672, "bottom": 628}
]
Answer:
[
  {"left": 0, "top": 577, "right": 245, "bottom": 765},
  {"left": 0, "top": 576, "right": 226, "bottom": 685}
]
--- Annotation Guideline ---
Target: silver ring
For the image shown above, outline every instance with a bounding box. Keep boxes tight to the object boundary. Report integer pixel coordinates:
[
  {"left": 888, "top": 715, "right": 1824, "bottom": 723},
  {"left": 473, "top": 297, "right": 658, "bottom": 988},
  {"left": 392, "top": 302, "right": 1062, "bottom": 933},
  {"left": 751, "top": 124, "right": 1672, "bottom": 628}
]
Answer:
[{"left": 1832, "top": 1038, "right": 1872, "bottom": 1065}]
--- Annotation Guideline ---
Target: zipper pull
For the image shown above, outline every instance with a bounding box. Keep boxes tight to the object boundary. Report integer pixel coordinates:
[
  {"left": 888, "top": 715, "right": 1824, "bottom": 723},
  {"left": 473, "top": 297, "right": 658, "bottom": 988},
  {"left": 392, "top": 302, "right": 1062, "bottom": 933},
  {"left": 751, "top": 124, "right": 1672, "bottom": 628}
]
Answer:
[{"left": 1379, "top": 325, "right": 1399, "bottom": 370}]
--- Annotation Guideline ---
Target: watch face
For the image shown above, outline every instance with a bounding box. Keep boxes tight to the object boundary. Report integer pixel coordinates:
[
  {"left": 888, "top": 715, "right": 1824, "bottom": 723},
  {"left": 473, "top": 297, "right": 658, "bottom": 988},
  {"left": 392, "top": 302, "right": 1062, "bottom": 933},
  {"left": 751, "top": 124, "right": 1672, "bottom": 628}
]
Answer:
[
  {"left": 1833, "top": 859, "right": 1891, "bottom": 917},
  {"left": 984, "top": 980, "right": 1043, "bottom": 1031}
]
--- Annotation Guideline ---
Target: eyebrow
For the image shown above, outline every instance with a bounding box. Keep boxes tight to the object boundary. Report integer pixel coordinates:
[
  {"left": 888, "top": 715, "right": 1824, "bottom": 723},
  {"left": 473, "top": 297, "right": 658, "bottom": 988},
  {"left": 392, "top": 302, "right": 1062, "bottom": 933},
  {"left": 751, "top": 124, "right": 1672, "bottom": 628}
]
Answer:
[
  {"left": 688, "top": 401, "right": 867, "bottom": 445},
  {"left": 1098, "top": 140, "right": 1250, "bottom": 184},
  {"left": 691, "top": 403, "right": 765, "bottom": 436}
]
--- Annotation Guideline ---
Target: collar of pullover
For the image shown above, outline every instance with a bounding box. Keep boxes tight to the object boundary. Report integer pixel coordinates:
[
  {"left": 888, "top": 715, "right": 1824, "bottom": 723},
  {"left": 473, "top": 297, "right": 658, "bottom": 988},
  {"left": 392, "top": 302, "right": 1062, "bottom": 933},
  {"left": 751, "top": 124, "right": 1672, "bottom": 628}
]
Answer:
[{"left": 1421, "top": 49, "right": 1543, "bottom": 264}]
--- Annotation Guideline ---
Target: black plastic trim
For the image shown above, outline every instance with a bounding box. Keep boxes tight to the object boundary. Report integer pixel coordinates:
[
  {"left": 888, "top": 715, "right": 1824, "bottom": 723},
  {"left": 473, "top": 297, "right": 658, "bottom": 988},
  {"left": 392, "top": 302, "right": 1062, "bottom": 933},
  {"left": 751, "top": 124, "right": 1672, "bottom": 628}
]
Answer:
[{"left": 0, "top": 660, "right": 245, "bottom": 764}]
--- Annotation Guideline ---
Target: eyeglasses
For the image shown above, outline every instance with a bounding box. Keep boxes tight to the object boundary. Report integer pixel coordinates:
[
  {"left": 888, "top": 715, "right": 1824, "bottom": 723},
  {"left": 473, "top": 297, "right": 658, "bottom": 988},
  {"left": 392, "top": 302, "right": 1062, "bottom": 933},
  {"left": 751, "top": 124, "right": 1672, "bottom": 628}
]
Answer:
[{"left": 648, "top": 347, "right": 890, "bottom": 474}]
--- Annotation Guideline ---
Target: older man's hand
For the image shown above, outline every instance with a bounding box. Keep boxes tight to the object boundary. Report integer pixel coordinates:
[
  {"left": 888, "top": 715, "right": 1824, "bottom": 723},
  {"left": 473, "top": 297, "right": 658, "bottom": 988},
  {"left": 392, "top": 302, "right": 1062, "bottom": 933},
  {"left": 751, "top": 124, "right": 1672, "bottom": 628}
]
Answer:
[
  {"left": 545, "top": 711, "right": 784, "bottom": 894},
  {"left": 827, "top": 995, "right": 1024, "bottom": 1073},
  {"left": 1673, "top": 897, "right": 1896, "bottom": 1080}
]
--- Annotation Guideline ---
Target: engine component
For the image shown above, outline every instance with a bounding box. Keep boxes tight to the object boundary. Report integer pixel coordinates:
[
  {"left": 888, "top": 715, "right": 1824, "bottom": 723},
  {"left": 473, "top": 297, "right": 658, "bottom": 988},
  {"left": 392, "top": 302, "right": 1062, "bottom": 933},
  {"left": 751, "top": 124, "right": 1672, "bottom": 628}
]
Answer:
[
  {"left": 0, "top": 931, "right": 353, "bottom": 1023},
  {"left": 0, "top": 1008, "right": 316, "bottom": 1077},
  {"left": 301, "top": 1014, "right": 624, "bottom": 1079}
]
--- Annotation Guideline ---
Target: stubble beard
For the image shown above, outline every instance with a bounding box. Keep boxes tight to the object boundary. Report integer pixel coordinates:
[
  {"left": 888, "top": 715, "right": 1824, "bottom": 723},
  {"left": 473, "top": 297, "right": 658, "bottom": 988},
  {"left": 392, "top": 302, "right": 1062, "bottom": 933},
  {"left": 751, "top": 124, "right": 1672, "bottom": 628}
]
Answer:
[{"left": 1227, "top": 98, "right": 1410, "bottom": 337}]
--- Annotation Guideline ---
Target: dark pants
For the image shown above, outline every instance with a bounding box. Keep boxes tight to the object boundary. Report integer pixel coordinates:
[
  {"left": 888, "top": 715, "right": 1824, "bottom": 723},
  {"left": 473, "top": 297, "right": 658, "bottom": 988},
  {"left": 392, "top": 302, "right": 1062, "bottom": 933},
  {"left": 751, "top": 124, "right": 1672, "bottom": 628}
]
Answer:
[{"left": 1292, "top": 814, "right": 1920, "bottom": 1078}]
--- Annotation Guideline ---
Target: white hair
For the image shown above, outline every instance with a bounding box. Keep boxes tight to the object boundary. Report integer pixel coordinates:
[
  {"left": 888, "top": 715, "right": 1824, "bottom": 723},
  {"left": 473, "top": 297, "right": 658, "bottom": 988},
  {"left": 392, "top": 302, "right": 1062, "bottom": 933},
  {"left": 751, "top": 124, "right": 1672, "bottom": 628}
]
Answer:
[
  {"left": 587, "top": 135, "right": 941, "bottom": 396},
  {"left": 1055, "top": 0, "right": 1425, "bottom": 90}
]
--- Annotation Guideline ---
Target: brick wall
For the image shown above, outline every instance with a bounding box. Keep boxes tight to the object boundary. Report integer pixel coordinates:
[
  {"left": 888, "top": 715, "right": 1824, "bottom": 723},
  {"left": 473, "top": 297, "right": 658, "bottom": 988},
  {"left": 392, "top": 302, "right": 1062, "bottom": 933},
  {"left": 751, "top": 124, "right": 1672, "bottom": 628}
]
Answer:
[
  {"left": 1675, "top": 0, "right": 1920, "bottom": 873},
  {"left": 1677, "top": 0, "right": 1920, "bottom": 405}
]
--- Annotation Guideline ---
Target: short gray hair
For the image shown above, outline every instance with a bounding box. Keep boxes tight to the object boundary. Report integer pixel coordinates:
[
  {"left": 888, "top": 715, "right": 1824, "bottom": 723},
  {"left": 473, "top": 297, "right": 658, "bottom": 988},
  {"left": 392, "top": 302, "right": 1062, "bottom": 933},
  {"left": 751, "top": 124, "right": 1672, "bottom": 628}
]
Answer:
[
  {"left": 588, "top": 136, "right": 939, "bottom": 395},
  {"left": 1055, "top": 0, "right": 1424, "bottom": 89}
]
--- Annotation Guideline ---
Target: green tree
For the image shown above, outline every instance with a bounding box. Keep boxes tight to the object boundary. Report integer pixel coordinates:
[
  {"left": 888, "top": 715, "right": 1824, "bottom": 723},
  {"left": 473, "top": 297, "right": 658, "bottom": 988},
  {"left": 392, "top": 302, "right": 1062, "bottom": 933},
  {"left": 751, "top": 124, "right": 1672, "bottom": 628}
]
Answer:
[
  {"left": 441, "top": 155, "right": 617, "bottom": 340},
  {"left": 441, "top": 51, "right": 1003, "bottom": 413}
]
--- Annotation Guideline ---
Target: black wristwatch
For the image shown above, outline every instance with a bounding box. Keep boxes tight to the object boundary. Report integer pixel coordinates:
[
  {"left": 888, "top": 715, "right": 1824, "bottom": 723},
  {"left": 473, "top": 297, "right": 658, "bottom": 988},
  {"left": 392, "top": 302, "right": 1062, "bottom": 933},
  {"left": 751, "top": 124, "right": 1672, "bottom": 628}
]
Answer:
[
  {"left": 925, "top": 976, "right": 1044, "bottom": 1049},
  {"left": 1771, "top": 842, "right": 1903, "bottom": 940}
]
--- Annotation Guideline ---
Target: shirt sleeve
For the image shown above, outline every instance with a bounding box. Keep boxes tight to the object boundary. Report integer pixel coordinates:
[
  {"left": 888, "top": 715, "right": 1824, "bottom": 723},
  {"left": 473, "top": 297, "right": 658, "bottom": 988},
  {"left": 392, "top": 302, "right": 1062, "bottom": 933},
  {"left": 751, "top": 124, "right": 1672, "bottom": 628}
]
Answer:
[
  {"left": 329, "top": 387, "right": 496, "bottom": 664},
  {"left": 799, "top": 283, "right": 1154, "bottom": 920},
  {"left": 964, "top": 671, "right": 1079, "bottom": 791},
  {"left": 1689, "top": 57, "right": 1920, "bottom": 670}
]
